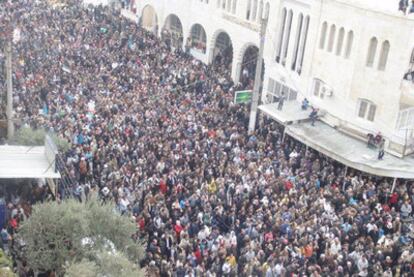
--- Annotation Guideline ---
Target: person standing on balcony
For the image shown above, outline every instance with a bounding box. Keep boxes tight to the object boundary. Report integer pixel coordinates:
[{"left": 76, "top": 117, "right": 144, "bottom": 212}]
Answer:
[
  {"left": 277, "top": 92, "right": 285, "bottom": 110},
  {"left": 378, "top": 138, "right": 385, "bottom": 160}
]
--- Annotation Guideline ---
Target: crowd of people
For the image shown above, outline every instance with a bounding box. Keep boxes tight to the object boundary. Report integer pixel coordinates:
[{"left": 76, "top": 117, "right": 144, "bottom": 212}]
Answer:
[
  {"left": 399, "top": 0, "right": 414, "bottom": 14},
  {"left": 1, "top": 0, "right": 414, "bottom": 276}
]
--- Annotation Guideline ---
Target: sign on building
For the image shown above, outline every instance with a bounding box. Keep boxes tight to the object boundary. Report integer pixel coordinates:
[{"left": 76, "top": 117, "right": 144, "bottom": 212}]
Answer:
[{"left": 234, "top": 90, "right": 253, "bottom": 104}]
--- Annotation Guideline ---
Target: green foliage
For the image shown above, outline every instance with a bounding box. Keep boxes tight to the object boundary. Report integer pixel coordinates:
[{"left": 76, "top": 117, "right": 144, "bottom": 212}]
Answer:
[
  {"left": 18, "top": 198, "right": 144, "bottom": 276},
  {"left": 0, "top": 249, "right": 13, "bottom": 268},
  {"left": 0, "top": 249, "right": 15, "bottom": 277},
  {"left": 64, "top": 260, "right": 98, "bottom": 277},
  {"left": 9, "top": 126, "right": 71, "bottom": 152},
  {"left": 65, "top": 251, "right": 145, "bottom": 277},
  {"left": 49, "top": 133, "right": 71, "bottom": 153},
  {"left": 0, "top": 267, "right": 16, "bottom": 277},
  {"left": 9, "top": 127, "right": 46, "bottom": 146},
  {"left": 84, "top": 200, "right": 145, "bottom": 262}
]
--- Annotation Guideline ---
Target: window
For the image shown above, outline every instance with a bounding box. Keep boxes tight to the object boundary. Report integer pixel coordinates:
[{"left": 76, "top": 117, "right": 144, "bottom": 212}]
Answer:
[
  {"left": 275, "top": 8, "right": 287, "bottom": 63},
  {"left": 366, "top": 37, "right": 378, "bottom": 67},
  {"left": 222, "top": 0, "right": 226, "bottom": 10},
  {"left": 313, "top": 79, "right": 322, "bottom": 98},
  {"left": 232, "top": 0, "right": 237, "bottom": 13},
  {"left": 336, "top": 28, "right": 345, "bottom": 56},
  {"left": 344, "top": 31, "right": 353, "bottom": 59},
  {"left": 357, "top": 99, "right": 376, "bottom": 121},
  {"left": 291, "top": 14, "right": 304, "bottom": 71},
  {"left": 313, "top": 78, "right": 330, "bottom": 99},
  {"left": 368, "top": 105, "right": 376, "bottom": 121},
  {"left": 327, "top": 25, "right": 336, "bottom": 52},
  {"left": 252, "top": 0, "right": 258, "bottom": 21},
  {"left": 378, "top": 40, "right": 390, "bottom": 71},
  {"left": 397, "top": 108, "right": 414, "bottom": 129},
  {"left": 246, "top": 0, "right": 251, "bottom": 19},
  {"left": 257, "top": 0, "right": 264, "bottom": 22},
  {"left": 264, "top": 2, "right": 270, "bottom": 19},
  {"left": 319, "top": 22, "right": 328, "bottom": 49},
  {"left": 267, "top": 78, "right": 297, "bottom": 101},
  {"left": 297, "top": 16, "right": 310, "bottom": 74},
  {"left": 227, "top": 0, "right": 231, "bottom": 12},
  {"left": 281, "top": 10, "right": 293, "bottom": 65}
]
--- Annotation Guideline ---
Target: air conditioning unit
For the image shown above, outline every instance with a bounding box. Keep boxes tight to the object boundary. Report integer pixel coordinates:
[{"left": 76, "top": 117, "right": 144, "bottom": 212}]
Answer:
[{"left": 321, "top": 85, "right": 333, "bottom": 97}]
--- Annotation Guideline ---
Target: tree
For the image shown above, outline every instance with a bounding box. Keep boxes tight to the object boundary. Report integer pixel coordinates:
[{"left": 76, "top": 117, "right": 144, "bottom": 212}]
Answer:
[
  {"left": 0, "top": 249, "right": 16, "bottom": 277},
  {"left": 65, "top": 251, "right": 144, "bottom": 277},
  {"left": 18, "top": 198, "right": 145, "bottom": 276},
  {"left": 9, "top": 126, "right": 71, "bottom": 152}
]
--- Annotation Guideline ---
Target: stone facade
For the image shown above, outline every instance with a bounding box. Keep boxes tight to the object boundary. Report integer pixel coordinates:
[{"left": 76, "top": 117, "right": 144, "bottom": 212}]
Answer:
[{"left": 131, "top": 0, "right": 414, "bottom": 157}]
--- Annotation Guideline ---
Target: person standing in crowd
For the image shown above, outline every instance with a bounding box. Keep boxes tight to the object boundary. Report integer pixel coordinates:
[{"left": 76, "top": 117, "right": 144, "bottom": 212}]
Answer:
[{"left": 1, "top": 1, "right": 414, "bottom": 276}]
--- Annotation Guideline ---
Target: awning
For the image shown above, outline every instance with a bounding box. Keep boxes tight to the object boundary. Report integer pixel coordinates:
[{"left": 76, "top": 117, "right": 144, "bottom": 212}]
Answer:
[
  {"left": 285, "top": 122, "right": 414, "bottom": 179},
  {"left": 258, "top": 102, "right": 310, "bottom": 124},
  {"left": 0, "top": 145, "right": 61, "bottom": 179}
]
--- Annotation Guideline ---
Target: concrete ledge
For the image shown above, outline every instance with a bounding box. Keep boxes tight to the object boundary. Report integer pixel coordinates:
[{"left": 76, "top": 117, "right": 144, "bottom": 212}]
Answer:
[{"left": 285, "top": 122, "right": 414, "bottom": 179}]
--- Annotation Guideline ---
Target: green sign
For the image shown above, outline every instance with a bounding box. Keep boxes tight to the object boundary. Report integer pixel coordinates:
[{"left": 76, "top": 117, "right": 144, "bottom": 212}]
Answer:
[{"left": 234, "top": 90, "right": 253, "bottom": 104}]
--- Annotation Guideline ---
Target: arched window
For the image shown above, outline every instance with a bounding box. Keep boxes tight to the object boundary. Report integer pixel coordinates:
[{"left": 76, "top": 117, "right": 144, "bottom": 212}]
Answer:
[
  {"left": 281, "top": 10, "right": 293, "bottom": 65},
  {"left": 264, "top": 2, "right": 270, "bottom": 19},
  {"left": 344, "top": 31, "right": 353, "bottom": 59},
  {"left": 319, "top": 22, "right": 328, "bottom": 49},
  {"left": 327, "top": 24, "right": 336, "bottom": 52},
  {"left": 257, "top": 0, "right": 264, "bottom": 22},
  {"left": 291, "top": 14, "right": 304, "bottom": 71},
  {"left": 232, "top": 0, "right": 237, "bottom": 13},
  {"left": 276, "top": 8, "right": 287, "bottom": 63},
  {"left": 226, "top": 0, "right": 231, "bottom": 11},
  {"left": 366, "top": 37, "right": 378, "bottom": 67},
  {"left": 378, "top": 40, "right": 390, "bottom": 71},
  {"left": 252, "top": 0, "right": 258, "bottom": 21},
  {"left": 246, "top": 0, "right": 251, "bottom": 19},
  {"left": 336, "top": 27, "right": 345, "bottom": 56},
  {"left": 297, "top": 16, "right": 310, "bottom": 74},
  {"left": 222, "top": 0, "right": 226, "bottom": 9}
]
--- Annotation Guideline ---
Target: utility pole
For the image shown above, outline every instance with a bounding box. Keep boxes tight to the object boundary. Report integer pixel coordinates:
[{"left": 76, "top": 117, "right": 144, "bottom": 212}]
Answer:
[
  {"left": 6, "top": 39, "right": 14, "bottom": 139},
  {"left": 248, "top": 14, "right": 268, "bottom": 134}
]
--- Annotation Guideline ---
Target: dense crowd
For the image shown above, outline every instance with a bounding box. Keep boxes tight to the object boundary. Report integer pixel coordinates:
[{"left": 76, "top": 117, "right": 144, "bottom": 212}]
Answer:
[{"left": 1, "top": 0, "right": 414, "bottom": 276}]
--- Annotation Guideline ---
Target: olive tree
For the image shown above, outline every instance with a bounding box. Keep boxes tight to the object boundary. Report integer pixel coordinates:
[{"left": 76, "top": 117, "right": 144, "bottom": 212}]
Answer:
[
  {"left": 18, "top": 198, "right": 145, "bottom": 276},
  {"left": 65, "top": 251, "right": 144, "bottom": 277},
  {"left": 9, "top": 126, "right": 71, "bottom": 152}
]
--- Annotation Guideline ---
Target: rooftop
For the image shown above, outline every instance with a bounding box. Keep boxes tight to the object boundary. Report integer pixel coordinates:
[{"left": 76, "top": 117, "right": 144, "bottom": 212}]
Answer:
[
  {"left": 258, "top": 102, "right": 310, "bottom": 124},
  {"left": 285, "top": 122, "right": 414, "bottom": 179},
  {"left": 334, "top": 0, "right": 413, "bottom": 18},
  {"left": 0, "top": 145, "right": 60, "bottom": 179}
]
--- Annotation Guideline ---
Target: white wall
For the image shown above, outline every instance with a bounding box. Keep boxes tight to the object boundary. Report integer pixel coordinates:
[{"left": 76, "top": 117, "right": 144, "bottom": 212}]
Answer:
[{"left": 132, "top": 0, "right": 414, "bottom": 156}]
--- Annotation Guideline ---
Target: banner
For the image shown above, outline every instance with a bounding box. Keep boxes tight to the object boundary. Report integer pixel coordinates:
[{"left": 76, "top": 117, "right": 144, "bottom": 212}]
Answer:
[{"left": 234, "top": 90, "right": 252, "bottom": 104}]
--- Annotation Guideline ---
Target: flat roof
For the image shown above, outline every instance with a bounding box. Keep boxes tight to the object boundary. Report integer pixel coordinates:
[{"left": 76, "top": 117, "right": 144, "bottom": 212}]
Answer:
[
  {"left": 285, "top": 122, "right": 414, "bottom": 179},
  {"left": 0, "top": 145, "right": 60, "bottom": 179},
  {"left": 258, "top": 102, "right": 310, "bottom": 124},
  {"left": 334, "top": 0, "right": 414, "bottom": 18}
]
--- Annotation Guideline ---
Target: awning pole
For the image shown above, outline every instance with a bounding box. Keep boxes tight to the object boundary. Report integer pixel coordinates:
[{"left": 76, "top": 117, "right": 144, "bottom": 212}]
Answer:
[
  {"left": 344, "top": 166, "right": 348, "bottom": 177},
  {"left": 282, "top": 128, "right": 286, "bottom": 143},
  {"left": 391, "top": 178, "right": 397, "bottom": 193}
]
